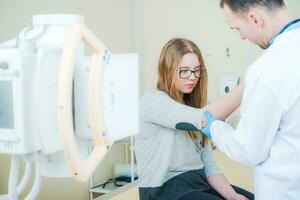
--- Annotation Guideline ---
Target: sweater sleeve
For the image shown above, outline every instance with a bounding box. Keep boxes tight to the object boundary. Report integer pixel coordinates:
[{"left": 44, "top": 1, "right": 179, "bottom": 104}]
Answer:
[
  {"left": 140, "top": 90, "right": 203, "bottom": 129},
  {"left": 201, "top": 143, "right": 222, "bottom": 177}
]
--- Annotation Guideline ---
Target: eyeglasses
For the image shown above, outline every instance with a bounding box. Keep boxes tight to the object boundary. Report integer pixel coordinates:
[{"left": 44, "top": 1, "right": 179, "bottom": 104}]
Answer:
[{"left": 178, "top": 67, "right": 206, "bottom": 79}]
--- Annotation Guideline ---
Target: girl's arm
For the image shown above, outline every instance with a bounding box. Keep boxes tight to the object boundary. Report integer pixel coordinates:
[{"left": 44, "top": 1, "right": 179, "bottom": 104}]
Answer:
[
  {"left": 140, "top": 90, "right": 203, "bottom": 129},
  {"left": 204, "top": 83, "right": 244, "bottom": 120},
  {"left": 207, "top": 174, "right": 248, "bottom": 200}
]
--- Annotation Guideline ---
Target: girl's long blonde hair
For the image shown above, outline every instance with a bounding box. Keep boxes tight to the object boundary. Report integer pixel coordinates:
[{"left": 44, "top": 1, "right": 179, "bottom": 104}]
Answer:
[{"left": 157, "top": 38, "right": 208, "bottom": 145}]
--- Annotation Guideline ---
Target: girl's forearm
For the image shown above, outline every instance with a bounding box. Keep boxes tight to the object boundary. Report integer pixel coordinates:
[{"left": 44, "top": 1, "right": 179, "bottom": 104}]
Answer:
[
  {"left": 207, "top": 174, "right": 237, "bottom": 200},
  {"left": 204, "top": 83, "right": 244, "bottom": 120}
]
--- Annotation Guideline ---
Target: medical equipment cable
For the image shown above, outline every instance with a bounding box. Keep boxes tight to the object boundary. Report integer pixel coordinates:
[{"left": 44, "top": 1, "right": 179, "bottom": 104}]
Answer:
[
  {"left": 0, "top": 158, "right": 33, "bottom": 200},
  {"left": 24, "top": 162, "right": 42, "bottom": 200},
  {"left": 8, "top": 155, "right": 19, "bottom": 200}
]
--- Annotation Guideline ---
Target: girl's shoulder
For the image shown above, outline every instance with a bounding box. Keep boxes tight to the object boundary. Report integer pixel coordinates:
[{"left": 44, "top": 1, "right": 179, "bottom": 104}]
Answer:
[
  {"left": 142, "top": 89, "right": 166, "bottom": 96},
  {"left": 140, "top": 90, "right": 173, "bottom": 111},
  {"left": 141, "top": 89, "right": 168, "bottom": 101}
]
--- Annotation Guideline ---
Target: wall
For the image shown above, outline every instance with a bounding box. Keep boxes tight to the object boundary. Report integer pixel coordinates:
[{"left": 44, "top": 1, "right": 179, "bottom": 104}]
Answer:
[{"left": 1, "top": 0, "right": 300, "bottom": 199}]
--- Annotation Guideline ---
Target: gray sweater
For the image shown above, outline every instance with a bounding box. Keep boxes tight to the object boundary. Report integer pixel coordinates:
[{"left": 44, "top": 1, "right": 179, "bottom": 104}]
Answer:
[{"left": 135, "top": 90, "right": 222, "bottom": 188}]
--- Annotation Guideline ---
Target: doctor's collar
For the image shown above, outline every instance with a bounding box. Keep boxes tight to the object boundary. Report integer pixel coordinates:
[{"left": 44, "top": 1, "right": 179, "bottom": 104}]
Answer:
[{"left": 269, "top": 18, "right": 300, "bottom": 47}]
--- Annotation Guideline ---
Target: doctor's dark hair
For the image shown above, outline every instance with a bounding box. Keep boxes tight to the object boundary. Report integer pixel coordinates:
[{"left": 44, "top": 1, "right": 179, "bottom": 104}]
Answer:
[
  {"left": 220, "top": 0, "right": 285, "bottom": 12},
  {"left": 157, "top": 38, "right": 208, "bottom": 145}
]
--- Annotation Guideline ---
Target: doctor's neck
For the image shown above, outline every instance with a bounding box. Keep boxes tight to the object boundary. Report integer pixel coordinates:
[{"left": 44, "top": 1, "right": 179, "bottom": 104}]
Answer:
[{"left": 266, "top": 8, "right": 295, "bottom": 44}]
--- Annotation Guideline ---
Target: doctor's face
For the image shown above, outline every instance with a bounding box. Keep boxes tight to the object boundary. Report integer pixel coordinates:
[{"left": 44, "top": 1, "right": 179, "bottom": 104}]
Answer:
[
  {"left": 174, "top": 53, "right": 201, "bottom": 94},
  {"left": 223, "top": 4, "right": 267, "bottom": 49}
]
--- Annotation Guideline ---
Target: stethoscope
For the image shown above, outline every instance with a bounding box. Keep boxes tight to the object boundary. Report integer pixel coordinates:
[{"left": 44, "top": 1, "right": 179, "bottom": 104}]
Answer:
[{"left": 269, "top": 18, "right": 300, "bottom": 46}]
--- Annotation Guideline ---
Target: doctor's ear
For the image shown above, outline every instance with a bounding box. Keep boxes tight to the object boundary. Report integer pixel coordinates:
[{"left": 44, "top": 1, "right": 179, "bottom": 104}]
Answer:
[{"left": 247, "top": 10, "right": 264, "bottom": 28}]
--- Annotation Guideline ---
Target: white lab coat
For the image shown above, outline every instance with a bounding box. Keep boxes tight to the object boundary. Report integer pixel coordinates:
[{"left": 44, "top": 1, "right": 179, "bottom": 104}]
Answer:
[{"left": 211, "top": 27, "right": 300, "bottom": 200}]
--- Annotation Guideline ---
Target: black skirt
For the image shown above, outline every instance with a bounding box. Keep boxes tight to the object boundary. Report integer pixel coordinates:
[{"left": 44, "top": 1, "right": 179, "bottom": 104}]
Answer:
[{"left": 139, "top": 169, "right": 211, "bottom": 200}]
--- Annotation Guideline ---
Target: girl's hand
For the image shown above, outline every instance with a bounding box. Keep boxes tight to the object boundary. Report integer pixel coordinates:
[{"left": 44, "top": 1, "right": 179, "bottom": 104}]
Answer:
[{"left": 228, "top": 193, "right": 249, "bottom": 200}]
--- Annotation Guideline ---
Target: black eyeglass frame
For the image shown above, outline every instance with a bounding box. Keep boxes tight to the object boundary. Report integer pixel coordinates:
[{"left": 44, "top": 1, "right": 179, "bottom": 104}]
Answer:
[{"left": 177, "top": 67, "right": 206, "bottom": 79}]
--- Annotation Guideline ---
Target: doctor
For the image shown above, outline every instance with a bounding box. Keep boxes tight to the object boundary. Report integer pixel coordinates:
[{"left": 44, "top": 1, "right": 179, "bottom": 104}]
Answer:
[{"left": 201, "top": 0, "right": 300, "bottom": 200}]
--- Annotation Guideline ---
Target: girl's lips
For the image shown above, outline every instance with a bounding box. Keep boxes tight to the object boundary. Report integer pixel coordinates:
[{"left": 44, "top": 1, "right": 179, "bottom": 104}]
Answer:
[{"left": 185, "top": 83, "right": 195, "bottom": 87}]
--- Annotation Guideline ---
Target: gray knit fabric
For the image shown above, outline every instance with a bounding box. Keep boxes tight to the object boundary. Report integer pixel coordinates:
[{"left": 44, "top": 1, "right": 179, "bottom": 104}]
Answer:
[{"left": 135, "top": 90, "right": 222, "bottom": 187}]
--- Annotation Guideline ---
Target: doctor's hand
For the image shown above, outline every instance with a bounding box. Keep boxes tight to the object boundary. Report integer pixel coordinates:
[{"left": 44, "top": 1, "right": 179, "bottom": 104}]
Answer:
[{"left": 200, "top": 111, "right": 216, "bottom": 139}]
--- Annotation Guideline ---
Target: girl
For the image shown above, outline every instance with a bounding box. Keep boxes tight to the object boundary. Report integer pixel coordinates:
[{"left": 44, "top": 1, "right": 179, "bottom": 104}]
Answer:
[{"left": 135, "top": 38, "right": 254, "bottom": 200}]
